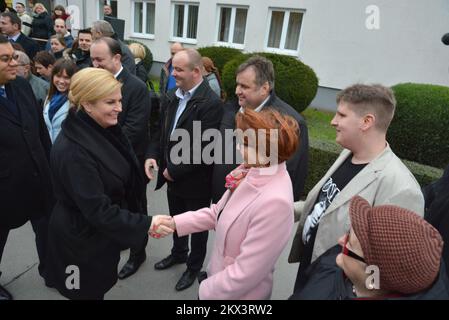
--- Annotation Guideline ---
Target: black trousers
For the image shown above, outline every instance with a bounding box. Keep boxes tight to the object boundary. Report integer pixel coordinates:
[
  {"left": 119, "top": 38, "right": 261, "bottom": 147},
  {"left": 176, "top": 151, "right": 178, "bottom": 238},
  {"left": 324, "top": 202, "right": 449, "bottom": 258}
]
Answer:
[
  {"left": 0, "top": 214, "right": 49, "bottom": 280},
  {"left": 167, "top": 190, "right": 210, "bottom": 272}
]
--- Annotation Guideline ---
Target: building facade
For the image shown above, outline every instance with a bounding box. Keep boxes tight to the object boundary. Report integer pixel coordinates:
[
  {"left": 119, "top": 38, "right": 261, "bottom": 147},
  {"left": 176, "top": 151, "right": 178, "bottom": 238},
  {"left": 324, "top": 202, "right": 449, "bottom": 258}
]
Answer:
[{"left": 17, "top": 0, "right": 449, "bottom": 110}]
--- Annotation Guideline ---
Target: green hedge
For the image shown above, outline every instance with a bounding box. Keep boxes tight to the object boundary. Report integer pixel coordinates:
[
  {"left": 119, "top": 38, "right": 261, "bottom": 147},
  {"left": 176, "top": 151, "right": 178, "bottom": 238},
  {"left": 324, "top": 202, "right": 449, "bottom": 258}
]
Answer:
[
  {"left": 124, "top": 39, "right": 154, "bottom": 72},
  {"left": 197, "top": 46, "right": 244, "bottom": 74},
  {"left": 389, "top": 83, "right": 449, "bottom": 169},
  {"left": 222, "top": 52, "right": 318, "bottom": 113},
  {"left": 304, "top": 138, "right": 443, "bottom": 196}
]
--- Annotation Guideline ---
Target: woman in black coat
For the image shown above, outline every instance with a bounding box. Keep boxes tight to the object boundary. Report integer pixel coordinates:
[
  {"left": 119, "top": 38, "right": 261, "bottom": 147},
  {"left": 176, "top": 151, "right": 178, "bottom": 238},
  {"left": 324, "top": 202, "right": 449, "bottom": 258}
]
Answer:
[
  {"left": 45, "top": 68, "right": 172, "bottom": 300},
  {"left": 128, "top": 42, "right": 148, "bottom": 83},
  {"left": 30, "top": 3, "right": 54, "bottom": 51}
]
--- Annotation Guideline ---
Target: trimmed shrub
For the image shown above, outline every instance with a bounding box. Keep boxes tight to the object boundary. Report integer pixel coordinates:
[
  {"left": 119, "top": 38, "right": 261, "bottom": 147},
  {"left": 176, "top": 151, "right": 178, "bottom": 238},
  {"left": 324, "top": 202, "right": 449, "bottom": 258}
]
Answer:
[
  {"left": 222, "top": 52, "right": 318, "bottom": 113},
  {"left": 124, "top": 39, "right": 154, "bottom": 72},
  {"left": 197, "top": 46, "right": 244, "bottom": 74},
  {"left": 304, "top": 138, "right": 443, "bottom": 196},
  {"left": 389, "top": 83, "right": 449, "bottom": 169}
]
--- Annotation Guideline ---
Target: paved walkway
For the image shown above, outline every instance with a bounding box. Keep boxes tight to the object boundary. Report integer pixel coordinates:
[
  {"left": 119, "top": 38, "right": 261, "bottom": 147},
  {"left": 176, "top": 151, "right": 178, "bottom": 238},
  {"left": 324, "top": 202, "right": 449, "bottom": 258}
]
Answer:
[{"left": 1, "top": 180, "right": 298, "bottom": 300}]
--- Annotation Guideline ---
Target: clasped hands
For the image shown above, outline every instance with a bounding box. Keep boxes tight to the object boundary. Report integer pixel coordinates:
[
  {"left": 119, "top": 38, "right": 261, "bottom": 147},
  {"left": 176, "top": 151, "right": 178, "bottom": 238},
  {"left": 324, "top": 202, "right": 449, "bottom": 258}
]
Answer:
[{"left": 149, "top": 215, "right": 176, "bottom": 239}]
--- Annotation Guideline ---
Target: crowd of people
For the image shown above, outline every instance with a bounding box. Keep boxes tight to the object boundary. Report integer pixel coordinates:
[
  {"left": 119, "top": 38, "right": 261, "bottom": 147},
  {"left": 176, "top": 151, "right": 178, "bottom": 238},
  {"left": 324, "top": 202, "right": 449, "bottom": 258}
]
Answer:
[{"left": 0, "top": 2, "right": 448, "bottom": 301}]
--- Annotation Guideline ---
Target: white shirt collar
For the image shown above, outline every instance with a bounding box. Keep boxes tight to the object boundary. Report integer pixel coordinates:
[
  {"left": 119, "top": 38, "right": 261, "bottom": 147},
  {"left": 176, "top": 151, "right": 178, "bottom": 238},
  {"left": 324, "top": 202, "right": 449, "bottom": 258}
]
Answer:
[
  {"left": 175, "top": 79, "right": 203, "bottom": 100},
  {"left": 10, "top": 33, "right": 21, "bottom": 42},
  {"left": 239, "top": 95, "right": 271, "bottom": 113},
  {"left": 114, "top": 66, "right": 124, "bottom": 79}
]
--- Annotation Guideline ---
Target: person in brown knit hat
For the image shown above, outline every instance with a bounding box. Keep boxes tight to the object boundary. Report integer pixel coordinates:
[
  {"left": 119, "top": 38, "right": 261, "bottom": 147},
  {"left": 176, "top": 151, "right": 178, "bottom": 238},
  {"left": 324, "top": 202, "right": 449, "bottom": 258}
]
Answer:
[
  {"left": 290, "top": 196, "right": 449, "bottom": 300},
  {"left": 343, "top": 196, "right": 444, "bottom": 296}
]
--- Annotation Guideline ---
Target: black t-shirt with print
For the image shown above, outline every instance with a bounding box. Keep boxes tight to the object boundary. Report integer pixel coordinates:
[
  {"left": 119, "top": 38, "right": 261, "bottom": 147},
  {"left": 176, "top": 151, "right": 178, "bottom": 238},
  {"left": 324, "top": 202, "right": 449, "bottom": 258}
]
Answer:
[{"left": 294, "top": 156, "right": 367, "bottom": 292}]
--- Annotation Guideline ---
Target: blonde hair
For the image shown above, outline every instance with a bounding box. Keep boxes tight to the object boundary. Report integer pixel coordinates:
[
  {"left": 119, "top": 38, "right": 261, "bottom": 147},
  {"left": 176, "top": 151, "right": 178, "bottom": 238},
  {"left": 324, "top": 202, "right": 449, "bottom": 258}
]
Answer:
[
  {"left": 128, "top": 42, "right": 146, "bottom": 60},
  {"left": 33, "top": 3, "right": 48, "bottom": 13},
  {"left": 69, "top": 68, "right": 122, "bottom": 112}
]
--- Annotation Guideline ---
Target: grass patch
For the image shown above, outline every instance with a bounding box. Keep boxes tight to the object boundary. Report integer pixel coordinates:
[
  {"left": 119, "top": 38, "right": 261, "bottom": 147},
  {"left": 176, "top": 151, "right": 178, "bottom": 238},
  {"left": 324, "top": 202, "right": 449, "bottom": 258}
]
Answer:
[{"left": 301, "top": 107, "right": 336, "bottom": 142}]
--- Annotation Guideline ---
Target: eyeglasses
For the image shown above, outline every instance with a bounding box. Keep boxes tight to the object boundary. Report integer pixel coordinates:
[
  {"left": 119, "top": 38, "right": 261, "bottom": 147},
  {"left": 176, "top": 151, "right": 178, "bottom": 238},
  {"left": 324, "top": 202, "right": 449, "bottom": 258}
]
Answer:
[
  {"left": 342, "top": 232, "right": 366, "bottom": 263},
  {"left": 0, "top": 54, "right": 19, "bottom": 64}
]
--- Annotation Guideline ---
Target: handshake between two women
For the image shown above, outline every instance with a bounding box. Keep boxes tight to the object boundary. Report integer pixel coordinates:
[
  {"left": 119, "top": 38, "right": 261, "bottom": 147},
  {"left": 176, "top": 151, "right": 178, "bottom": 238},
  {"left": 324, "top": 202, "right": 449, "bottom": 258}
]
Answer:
[{"left": 149, "top": 215, "right": 176, "bottom": 239}]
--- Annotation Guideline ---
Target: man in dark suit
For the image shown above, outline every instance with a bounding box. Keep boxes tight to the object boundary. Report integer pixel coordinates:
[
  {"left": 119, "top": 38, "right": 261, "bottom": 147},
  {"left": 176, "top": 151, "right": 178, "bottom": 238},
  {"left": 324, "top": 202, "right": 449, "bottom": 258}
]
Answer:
[
  {"left": 90, "top": 37, "right": 151, "bottom": 280},
  {"left": 0, "top": 35, "right": 53, "bottom": 300},
  {"left": 145, "top": 48, "right": 223, "bottom": 291},
  {"left": 211, "top": 56, "right": 309, "bottom": 203},
  {"left": 0, "top": 12, "right": 38, "bottom": 60}
]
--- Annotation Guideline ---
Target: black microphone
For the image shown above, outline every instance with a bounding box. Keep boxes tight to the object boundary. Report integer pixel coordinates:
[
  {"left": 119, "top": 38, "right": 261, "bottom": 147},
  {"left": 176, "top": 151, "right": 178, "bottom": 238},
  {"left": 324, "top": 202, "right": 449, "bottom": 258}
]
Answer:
[{"left": 442, "top": 33, "right": 449, "bottom": 45}]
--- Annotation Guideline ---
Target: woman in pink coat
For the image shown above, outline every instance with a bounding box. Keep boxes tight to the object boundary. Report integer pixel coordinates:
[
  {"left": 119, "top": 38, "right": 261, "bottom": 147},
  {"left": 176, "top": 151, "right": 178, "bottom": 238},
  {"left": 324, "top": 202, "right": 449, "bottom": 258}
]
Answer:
[{"left": 154, "top": 108, "right": 300, "bottom": 299}]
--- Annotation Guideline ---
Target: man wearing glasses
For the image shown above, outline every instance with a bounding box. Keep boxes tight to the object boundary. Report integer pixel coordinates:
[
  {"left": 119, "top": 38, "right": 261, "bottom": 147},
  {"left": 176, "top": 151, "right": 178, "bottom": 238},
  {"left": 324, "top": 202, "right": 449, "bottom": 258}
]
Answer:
[
  {"left": 0, "top": 35, "right": 53, "bottom": 300},
  {"left": 290, "top": 196, "right": 448, "bottom": 299},
  {"left": 288, "top": 84, "right": 425, "bottom": 295}
]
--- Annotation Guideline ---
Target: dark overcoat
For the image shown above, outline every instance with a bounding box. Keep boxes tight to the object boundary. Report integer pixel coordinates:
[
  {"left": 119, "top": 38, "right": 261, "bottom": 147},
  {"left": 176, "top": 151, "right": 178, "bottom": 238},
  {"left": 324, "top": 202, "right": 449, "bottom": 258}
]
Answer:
[
  {"left": 0, "top": 76, "right": 53, "bottom": 230},
  {"left": 211, "top": 92, "right": 309, "bottom": 203},
  {"left": 45, "top": 110, "right": 151, "bottom": 299},
  {"left": 117, "top": 67, "right": 151, "bottom": 161}
]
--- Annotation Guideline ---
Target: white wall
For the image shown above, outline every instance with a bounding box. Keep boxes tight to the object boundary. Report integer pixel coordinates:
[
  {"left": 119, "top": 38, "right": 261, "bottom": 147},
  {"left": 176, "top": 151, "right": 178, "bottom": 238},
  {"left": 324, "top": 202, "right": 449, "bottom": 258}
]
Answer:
[{"left": 83, "top": 0, "right": 449, "bottom": 90}]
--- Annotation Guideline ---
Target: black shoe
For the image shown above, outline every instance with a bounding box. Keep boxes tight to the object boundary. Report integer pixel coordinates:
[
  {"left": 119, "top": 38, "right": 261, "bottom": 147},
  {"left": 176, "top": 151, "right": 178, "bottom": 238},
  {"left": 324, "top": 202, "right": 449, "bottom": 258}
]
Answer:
[
  {"left": 154, "top": 255, "right": 187, "bottom": 270},
  {"left": 118, "top": 253, "right": 147, "bottom": 280},
  {"left": 0, "top": 284, "right": 12, "bottom": 300},
  {"left": 175, "top": 269, "right": 198, "bottom": 291}
]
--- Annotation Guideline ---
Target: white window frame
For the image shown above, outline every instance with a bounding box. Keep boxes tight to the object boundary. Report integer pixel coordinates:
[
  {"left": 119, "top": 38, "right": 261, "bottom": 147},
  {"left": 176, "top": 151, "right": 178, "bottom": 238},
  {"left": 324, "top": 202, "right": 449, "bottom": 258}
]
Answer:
[
  {"left": 131, "top": 0, "right": 156, "bottom": 40},
  {"left": 170, "top": 2, "right": 199, "bottom": 45},
  {"left": 264, "top": 8, "right": 305, "bottom": 56},
  {"left": 214, "top": 5, "right": 248, "bottom": 50}
]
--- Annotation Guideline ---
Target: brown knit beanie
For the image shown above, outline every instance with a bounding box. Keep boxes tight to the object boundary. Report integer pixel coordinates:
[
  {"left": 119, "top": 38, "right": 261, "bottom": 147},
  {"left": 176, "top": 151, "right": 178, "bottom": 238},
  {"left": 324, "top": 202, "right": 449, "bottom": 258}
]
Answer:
[{"left": 349, "top": 196, "right": 443, "bottom": 294}]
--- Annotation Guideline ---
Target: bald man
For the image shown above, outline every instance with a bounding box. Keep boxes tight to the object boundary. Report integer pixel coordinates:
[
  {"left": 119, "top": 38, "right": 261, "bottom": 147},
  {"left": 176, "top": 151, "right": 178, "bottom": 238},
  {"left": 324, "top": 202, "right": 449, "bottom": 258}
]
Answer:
[
  {"left": 146, "top": 49, "right": 223, "bottom": 291},
  {"left": 45, "top": 18, "right": 73, "bottom": 51},
  {"left": 159, "top": 42, "right": 183, "bottom": 102}
]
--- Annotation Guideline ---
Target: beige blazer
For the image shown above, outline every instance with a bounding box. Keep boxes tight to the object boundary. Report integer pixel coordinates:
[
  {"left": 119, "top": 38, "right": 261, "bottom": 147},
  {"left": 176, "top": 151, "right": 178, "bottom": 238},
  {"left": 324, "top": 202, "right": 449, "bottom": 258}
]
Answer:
[{"left": 288, "top": 145, "right": 424, "bottom": 264}]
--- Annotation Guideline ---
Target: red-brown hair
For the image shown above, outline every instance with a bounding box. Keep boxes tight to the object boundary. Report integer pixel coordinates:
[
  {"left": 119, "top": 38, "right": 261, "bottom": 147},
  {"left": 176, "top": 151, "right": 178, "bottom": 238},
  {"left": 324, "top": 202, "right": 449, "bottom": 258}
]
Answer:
[{"left": 235, "top": 108, "right": 299, "bottom": 164}]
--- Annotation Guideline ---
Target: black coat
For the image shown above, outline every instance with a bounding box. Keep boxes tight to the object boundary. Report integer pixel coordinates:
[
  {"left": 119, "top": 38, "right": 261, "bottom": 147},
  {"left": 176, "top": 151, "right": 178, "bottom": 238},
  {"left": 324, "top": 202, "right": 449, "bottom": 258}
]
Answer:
[
  {"left": 424, "top": 164, "right": 449, "bottom": 279},
  {"left": 135, "top": 60, "right": 148, "bottom": 83},
  {"left": 45, "top": 110, "right": 151, "bottom": 299},
  {"left": 117, "top": 67, "right": 151, "bottom": 160},
  {"left": 211, "top": 93, "right": 309, "bottom": 203},
  {"left": 16, "top": 33, "right": 39, "bottom": 60},
  {"left": 146, "top": 80, "right": 223, "bottom": 199},
  {"left": 30, "top": 12, "right": 54, "bottom": 40},
  {"left": 290, "top": 245, "right": 449, "bottom": 300},
  {"left": 0, "top": 77, "right": 53, "bottom": 230}
]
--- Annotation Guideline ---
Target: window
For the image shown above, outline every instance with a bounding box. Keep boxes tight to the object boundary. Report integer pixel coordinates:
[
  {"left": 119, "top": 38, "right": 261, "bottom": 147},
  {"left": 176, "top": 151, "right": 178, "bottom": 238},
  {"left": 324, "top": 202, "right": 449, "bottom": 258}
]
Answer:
[
  {"left": 266, "top": 9, "right": 304, "bottom": 54},
  {"left": 98, "top": 0, "right": 118, "bottom": 19},
  {"left": 172, "top": 3, "right": 199, "bottom": 42},
  {"left": 132, "top": 1, "right": 155, "bottom": 37},
  {"left": 216, "top": 6, "right": 248, "bottom": 48}
]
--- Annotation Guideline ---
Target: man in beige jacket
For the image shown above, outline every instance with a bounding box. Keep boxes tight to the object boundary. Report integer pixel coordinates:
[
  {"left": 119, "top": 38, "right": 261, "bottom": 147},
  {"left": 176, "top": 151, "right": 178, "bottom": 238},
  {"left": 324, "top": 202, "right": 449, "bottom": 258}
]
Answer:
[{"left": 289, "top": 84, "right": 424, "bottom": 293}]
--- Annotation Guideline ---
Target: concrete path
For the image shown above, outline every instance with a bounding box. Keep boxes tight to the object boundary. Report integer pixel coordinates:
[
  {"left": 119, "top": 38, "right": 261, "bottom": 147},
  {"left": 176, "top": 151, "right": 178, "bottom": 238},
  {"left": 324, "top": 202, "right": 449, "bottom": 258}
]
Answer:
[{"left": 1, "top": 180, "right": 299, "bottom": 300}]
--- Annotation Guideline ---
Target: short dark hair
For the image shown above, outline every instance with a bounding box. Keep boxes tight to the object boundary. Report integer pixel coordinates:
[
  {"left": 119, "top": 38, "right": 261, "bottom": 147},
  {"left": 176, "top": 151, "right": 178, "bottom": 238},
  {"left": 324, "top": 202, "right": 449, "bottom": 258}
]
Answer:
[
  {"left": 16, "top": 2, "right": 26, "bottom": 8},
  {"left": 34, "top": 51, "right": 56, "bottom": 68},
  {"left": 78, "top": 28, "right": 92, "bottom": 36},
  {"left": 93, "top": 37, "right": 122, "bottom": 56},
  {"left": 1, "top": 12, "right": 22, "bottom": 29},
  {"left": 236, "top": 55, "right": 275, "bottom": 89},
  {"left": 48, "top": 59, "right": 77, "bottom": 100}
]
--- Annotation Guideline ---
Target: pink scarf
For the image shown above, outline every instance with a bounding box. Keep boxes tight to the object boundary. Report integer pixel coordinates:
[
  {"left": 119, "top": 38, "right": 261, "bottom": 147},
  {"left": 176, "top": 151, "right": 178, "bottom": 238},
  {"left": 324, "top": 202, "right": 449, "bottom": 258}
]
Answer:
[{"left": 225, "top": 165, "right": 250, "bottom": 192}]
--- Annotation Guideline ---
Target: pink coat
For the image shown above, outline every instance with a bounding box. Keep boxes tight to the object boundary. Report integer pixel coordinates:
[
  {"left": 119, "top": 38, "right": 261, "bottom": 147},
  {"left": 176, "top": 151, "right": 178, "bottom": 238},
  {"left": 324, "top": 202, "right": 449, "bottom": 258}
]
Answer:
[{"left": 174, "top": 162, "right": 294, "bottom": 300}]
